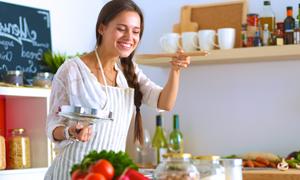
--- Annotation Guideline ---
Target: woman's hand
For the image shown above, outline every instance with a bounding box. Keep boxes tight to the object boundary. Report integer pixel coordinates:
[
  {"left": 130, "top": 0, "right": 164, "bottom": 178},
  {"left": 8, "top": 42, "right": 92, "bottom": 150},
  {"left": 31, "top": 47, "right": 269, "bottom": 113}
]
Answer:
[
  {"left": 170, "top": 49, "right": 190, "bottom": 71},
  {"left": 69, "top": 123, "right": 93, "bottom": 142}
]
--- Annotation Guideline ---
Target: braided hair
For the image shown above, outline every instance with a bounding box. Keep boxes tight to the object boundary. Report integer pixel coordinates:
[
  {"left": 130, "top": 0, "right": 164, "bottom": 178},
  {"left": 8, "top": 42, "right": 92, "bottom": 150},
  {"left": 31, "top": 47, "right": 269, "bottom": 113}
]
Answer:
[{"left": 95, "top": 0, "right": 145, "bottom": 144}]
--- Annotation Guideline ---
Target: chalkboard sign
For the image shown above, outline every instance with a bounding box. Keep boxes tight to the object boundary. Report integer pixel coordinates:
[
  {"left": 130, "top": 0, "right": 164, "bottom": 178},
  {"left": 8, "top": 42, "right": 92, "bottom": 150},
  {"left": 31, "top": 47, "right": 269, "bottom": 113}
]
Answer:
[{"left": 0, "top": 1, "right": 52, "bottom": 84}]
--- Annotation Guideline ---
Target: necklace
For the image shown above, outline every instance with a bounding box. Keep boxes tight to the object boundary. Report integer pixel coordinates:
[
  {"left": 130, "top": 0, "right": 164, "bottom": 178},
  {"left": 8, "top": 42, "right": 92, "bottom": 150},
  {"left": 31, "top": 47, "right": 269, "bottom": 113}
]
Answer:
[
  {"left": 102, "top": 70, "right": 116, "bottom": 86},
  {"left": 94, "top": 49, "right": 117, "bottom": 87}
]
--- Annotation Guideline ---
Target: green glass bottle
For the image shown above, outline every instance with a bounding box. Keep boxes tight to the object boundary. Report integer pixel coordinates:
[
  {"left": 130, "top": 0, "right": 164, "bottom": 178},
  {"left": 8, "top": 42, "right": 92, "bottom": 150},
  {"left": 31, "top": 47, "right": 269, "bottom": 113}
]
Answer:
[
  {"left": 168, "top": 114, "right": 184, "bottom": 153},
  {"left": 297, "top": 3, "right": 300, "bottom": 22},
  {"left": 152, "top": 114, "right": 168, "bottom": 165}
]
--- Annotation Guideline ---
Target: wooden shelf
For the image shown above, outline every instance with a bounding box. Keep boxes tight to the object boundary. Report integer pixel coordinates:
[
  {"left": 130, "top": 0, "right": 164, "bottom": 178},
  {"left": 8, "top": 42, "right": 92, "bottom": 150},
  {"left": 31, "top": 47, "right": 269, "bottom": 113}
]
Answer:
[
  {"left": 135, "top": 45, "right": 300, "bottom": 66},
  {"left": 0, "top": 86, "right": 50, "bottom": 98}
]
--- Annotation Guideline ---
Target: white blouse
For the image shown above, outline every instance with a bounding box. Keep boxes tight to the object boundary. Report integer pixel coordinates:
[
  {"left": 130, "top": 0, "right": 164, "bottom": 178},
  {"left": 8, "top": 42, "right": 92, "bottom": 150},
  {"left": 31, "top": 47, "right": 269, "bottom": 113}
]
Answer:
[{"left": 46, "top": 57, "right": 162, "bottom": 150}]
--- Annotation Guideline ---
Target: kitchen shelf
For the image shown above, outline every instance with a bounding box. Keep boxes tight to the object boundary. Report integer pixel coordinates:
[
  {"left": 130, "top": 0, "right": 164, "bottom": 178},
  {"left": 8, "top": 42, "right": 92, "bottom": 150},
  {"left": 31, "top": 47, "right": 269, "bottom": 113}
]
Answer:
[
  {"left": 135, "top": 44, "right": 300, "bottom": 66},
  {"left": 0, "top": 86, "right": 50, "bottom": 98},
  {"left": 0, "top": 86, "right": 52, "bottom": 179}
]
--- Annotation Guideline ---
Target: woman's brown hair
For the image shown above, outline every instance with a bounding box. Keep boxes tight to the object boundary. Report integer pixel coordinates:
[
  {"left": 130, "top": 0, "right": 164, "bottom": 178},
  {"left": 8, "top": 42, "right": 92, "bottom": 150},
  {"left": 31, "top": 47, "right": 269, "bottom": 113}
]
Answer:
[{"left": 95, "top": 0, "right": 145, "bottom": 144}]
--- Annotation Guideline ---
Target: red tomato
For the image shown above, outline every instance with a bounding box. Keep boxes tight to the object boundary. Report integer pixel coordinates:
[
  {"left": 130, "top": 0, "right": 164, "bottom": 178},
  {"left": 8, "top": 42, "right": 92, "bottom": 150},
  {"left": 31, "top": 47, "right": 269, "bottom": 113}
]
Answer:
[
  {"left": 84, "top": 173, "right": 106, "bottom": 180},
  {"left": 89, "top": 159, "right": 114, "bottom": 180},
  {"left": 71, "top": 169, "right": 88, "bottom": 180}
]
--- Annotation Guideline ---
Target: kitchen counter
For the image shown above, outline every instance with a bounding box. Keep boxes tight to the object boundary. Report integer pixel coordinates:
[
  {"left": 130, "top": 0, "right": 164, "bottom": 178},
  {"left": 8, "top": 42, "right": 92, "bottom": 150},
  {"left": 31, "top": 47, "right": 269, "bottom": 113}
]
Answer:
[{"left": 243, "top": 169, "right": 300, "bottom": 180}]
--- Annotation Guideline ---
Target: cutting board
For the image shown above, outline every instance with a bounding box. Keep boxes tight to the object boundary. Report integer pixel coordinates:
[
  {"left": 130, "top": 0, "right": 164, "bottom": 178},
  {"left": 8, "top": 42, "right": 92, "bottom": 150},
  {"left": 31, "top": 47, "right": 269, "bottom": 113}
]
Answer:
[
  {"left": 243, "top": 169, "right": 300, "bottom": 180},
  {"left": 173, "top": 5, "right": 198, "bottom": 33},
  {"left": 173, "top": 0, "right": 247, "bottom": 48}
]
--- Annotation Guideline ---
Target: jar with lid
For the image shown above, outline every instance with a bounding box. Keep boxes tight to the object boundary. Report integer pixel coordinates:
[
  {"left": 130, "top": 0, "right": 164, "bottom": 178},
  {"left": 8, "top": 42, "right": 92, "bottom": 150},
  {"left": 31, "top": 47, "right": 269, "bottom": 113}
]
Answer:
[
  {"left": 32, "top": 72, "right": 53, "bottom": 88},
  {"left": 0, "top": 129, "right": 6, "bottom": 170},
  {"left": 154, "top": 153, "right": 200, "bottom": 180},
  {"left": 4, "top": 70, "right": 24, "bottom": 86},
  {"left": 193, "top": 155, "right": 225, "bottom": 180},
  {"left": 7, "top": 128, "right": 31, "bottom": 169}
]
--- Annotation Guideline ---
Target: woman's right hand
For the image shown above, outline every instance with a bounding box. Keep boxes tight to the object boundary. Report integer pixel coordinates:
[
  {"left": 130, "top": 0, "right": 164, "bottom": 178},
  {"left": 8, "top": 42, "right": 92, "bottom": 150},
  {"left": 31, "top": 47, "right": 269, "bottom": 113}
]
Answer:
[{"left": 69, "top": 123, "right": 93, "bottom": 142}]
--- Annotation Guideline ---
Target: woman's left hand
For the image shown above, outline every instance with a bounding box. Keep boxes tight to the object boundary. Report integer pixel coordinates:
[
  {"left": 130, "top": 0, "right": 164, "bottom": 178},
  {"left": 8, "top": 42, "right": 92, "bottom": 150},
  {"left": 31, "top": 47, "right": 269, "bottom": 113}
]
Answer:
[{"left": 170, "top": 49, "right": 190, "bottom": 71}]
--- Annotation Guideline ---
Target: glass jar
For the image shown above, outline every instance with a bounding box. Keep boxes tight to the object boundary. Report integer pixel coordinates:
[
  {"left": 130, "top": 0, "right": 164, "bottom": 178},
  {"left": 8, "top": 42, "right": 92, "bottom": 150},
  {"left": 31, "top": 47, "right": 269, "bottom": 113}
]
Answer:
[
  {"left": 32, "top": 72, "right": 53, "bottom": 88},
  {"left": 193, "top": 155, "right": 225, "bottom": 180},
  {"left": 221, "top": 159, "right": 243, "bottom": 180},
  {"left": 154, "top": 153, "right": 200, "bottom": 180},
  {"left": 7, "top": 128, "right": 31, "bottom": 169},
  {"left": 0, "top": 130, "right": 6, "bottom": 170},
  {"left": 4, "top": 70, "right": 24, "bottom": 86}
]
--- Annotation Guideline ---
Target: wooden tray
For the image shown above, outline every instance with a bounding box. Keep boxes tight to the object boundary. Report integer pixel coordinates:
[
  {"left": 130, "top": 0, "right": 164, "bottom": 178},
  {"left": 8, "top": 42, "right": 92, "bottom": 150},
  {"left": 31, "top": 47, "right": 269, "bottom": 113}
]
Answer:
[{"left": 173, "top": 0, "right": 247, "bottom": 48}]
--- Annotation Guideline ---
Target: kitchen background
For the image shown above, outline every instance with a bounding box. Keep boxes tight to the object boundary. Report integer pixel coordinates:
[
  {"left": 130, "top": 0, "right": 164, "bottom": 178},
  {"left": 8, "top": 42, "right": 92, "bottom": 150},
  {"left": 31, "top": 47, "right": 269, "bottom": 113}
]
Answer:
[{"left": 1, "top": 0, "right": 300, "bottom": 159}]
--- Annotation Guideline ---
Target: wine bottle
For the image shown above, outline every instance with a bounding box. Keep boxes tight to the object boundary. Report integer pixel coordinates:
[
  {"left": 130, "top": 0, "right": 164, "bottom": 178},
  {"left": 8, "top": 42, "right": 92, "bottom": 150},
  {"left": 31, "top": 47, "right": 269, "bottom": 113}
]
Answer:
[
  {"left": 152, "top": 114, "right": 168, "bottom": 165},
  {"left": 168, "top": 114, "right": 184, "bottom": 153},
  {"left": 284, "top": 6, "right": 295, "bottom": 44}
]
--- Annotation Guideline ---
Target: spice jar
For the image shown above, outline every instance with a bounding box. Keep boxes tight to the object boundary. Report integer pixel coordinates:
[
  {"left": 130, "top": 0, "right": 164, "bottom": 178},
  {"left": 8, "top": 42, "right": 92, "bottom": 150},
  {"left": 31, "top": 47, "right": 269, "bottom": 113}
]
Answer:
[
  {"left": 154, "top": 153, "right": 200, "bottom": 180},
  {"left": 0, "top": 130, "right": 6, "bottom": 170},
  {"left": 7, "top": 128, "right": 31, "bottom": 169},
  {"left": 32, "top": 72, "right": 53, "bottom": 88},
  {"left": 193, "top": 155, "right": 225, "bottom": 180}
]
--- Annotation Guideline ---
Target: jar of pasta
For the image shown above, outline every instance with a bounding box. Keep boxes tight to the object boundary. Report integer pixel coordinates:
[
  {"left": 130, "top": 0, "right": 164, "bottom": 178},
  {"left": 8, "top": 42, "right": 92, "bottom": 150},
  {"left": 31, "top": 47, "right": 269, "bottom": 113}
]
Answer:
[
  {"left": 0, "top": 130, "right": 6, "bottom": 170},
  {"left": 7, "top": 128, "right": 31, "bottom": 169}
]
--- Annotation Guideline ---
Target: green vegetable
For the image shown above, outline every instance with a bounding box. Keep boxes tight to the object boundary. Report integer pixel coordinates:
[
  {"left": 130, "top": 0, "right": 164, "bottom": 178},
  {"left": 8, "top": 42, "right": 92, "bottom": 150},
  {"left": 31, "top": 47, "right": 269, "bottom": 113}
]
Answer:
[
  {"left": 286, "top": 159, "right": 300, "bottom": 168},
  {"left": 70, "top": 150, "right": 138, "bottom": 179},
  {"left": 222, "top": 154, "right": 239, "bottom": 159}
]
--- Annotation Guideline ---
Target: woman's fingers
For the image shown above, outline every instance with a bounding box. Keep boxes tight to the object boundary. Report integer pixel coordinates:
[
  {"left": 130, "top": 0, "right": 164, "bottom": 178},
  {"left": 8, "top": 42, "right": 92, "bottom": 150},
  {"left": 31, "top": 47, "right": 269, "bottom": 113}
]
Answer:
[
  {"left": 78, "top": 126, "right": 93, "bottom": 142},
  {"left": 69, "top": 123, "right": 93, "bottom": 142}
]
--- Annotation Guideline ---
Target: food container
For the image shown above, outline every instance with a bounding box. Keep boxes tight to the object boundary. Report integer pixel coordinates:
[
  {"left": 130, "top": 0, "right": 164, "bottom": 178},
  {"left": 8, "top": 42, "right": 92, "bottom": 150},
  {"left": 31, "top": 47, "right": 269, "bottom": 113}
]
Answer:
[
  {"left": 7, "top": 128, "right": 31, "bottom": 169},
  {"left": 154, "top": 153, "right": 200, "bottom": 180},
  {"left": 221, "top": 159, "right": 243, "bottom": 180},
  {"left": 193, "top": 155, "right": 225, "bottom": 180},
  {"left": 0, "top": 130, "right": 5, "bottom": 170},
  {"left": 58, "top": 105, "right": 114, "bottom": 124},
  {"left": 32, "top": 72, "right": 53, "bottom": 88},
  {"left": 4, "top": 70, "right": 23, "bottom": 86}
]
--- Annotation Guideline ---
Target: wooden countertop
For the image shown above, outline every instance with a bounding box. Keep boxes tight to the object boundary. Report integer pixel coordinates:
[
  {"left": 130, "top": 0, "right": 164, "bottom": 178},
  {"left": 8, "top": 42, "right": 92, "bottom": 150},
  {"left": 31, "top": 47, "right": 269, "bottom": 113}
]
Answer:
[{"left": 243, "top": 169, "right": 300, "bottom": 180}]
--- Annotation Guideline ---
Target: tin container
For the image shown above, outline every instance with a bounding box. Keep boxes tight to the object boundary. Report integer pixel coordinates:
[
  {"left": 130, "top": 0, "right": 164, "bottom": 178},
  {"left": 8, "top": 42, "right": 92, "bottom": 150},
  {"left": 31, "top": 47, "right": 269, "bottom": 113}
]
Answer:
[{"left": 4, "top": 70, "right": 23, "bottom": 86}]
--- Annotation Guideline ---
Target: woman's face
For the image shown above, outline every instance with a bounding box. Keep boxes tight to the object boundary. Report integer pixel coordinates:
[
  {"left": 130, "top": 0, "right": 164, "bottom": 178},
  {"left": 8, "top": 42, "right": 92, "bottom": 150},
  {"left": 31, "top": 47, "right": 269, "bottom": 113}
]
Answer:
[{"left": 99, "top": 10, "right": 141, "bottom": 58}]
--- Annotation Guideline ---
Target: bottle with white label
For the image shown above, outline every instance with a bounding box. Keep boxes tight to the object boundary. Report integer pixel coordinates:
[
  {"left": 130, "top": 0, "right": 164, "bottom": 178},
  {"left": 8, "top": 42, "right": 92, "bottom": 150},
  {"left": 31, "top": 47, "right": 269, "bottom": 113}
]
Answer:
[{"left": 152, "top": 114, "right": 168, "bottom": 165}]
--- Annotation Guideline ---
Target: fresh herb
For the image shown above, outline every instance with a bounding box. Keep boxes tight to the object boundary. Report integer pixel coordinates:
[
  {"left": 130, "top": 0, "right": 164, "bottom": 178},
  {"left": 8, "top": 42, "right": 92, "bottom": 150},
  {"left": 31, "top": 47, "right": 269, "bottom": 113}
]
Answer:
[
  {"left": 70, "top": 150, "right": 138, "bottom": 178},
  {"left": 222, "top": 154, "right": 239, "bottom": 159}
]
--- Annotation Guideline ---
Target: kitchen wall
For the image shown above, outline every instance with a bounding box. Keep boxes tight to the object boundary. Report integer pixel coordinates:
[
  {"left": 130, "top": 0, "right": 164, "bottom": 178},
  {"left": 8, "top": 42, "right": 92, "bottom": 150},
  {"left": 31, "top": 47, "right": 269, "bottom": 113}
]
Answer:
[
  {"left": 0, "top": 0, "right": 103, "bottom": 55},
  {"left": 128, "top": 0, "right": 300, "bottom": 158},
  {"left": 3, "top": 0, "right": 300, "bottom": 159}
]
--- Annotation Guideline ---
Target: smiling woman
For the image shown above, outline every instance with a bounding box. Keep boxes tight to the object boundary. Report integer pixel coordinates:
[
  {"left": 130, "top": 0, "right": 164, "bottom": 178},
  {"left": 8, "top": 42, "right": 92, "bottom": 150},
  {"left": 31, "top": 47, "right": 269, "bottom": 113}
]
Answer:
[{"left": 44, "top": 0, "right": 190, "bottom": 179}]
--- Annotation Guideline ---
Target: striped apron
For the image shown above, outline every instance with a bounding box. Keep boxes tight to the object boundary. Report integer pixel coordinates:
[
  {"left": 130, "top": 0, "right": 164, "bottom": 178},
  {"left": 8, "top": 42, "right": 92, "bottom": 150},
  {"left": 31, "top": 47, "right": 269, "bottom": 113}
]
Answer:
[{"left": 44, "top": 85, "right": 134, "bottom": 180}]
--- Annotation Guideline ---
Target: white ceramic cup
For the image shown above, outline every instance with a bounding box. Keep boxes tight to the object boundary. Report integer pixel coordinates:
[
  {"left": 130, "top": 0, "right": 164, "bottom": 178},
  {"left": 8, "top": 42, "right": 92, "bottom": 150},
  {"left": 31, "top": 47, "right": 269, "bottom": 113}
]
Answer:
[
  {"left": 217, "top": 28, "right": 236, "bottom": 49},
  {"left": 181, "top": 32, "right": 198, "bottom": 52},
  {"left": 160, "top": 33, "right": 181, "bottom": 53},
  {"left": 197, "top": 29, "right": 216, "bottom": 51}
]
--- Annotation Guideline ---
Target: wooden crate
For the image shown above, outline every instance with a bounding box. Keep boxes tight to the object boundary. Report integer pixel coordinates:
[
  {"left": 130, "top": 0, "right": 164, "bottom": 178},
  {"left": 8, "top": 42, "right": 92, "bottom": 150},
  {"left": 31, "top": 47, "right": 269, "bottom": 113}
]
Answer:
[{"left": 173, "top": 0, "right": 247, "bottom": 48}]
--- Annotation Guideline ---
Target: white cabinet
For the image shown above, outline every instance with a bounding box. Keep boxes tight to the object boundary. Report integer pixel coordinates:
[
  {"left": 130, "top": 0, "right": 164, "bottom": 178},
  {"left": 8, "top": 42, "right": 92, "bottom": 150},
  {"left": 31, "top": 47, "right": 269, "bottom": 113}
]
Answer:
[{"left": 0, "top": 86, "right": 52, "bottom": 179}]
